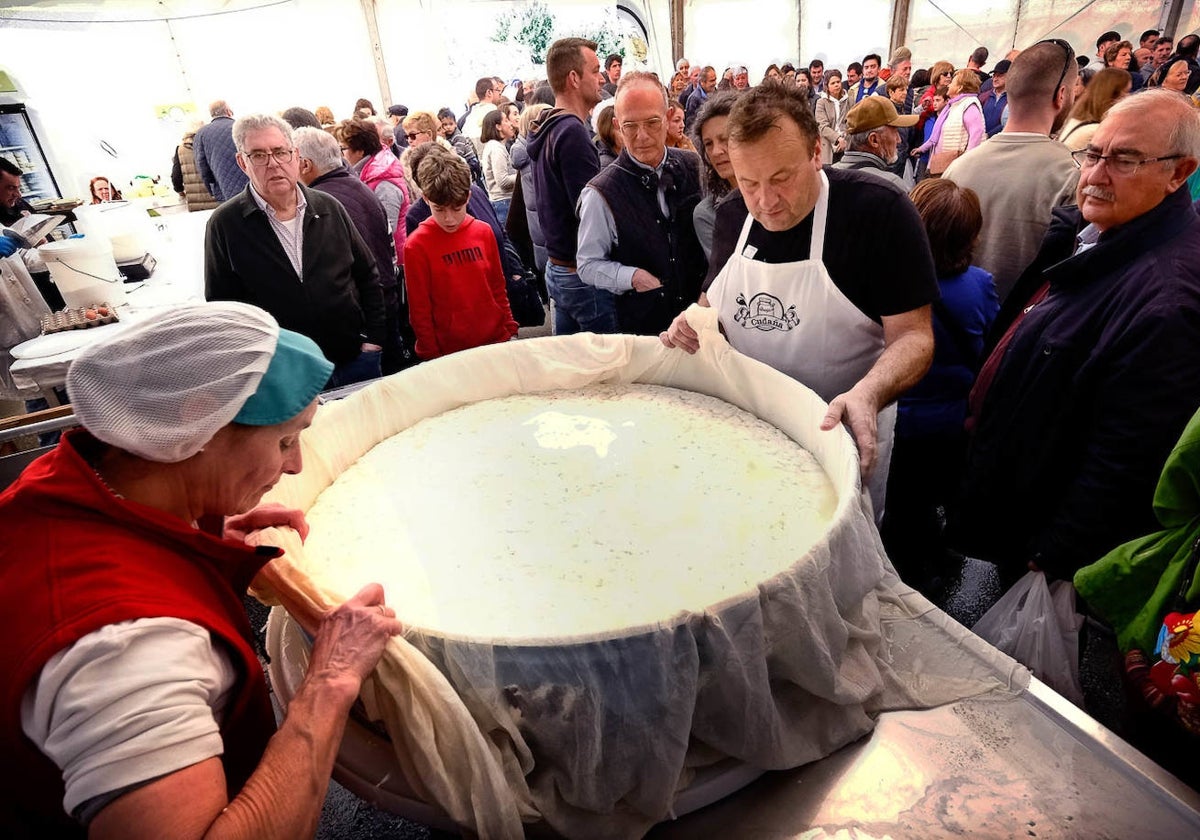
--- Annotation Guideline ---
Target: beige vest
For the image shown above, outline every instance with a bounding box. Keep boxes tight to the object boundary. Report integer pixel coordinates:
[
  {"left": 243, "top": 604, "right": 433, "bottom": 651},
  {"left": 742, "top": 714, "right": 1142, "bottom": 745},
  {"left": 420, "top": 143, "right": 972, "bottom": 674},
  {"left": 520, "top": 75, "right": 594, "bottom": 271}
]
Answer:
[
  {"left": 179, "top": 135, "right": 219, "bottom": 212},
  {"left": 939, "top": 97, "right": 981, "bottom": 154}
]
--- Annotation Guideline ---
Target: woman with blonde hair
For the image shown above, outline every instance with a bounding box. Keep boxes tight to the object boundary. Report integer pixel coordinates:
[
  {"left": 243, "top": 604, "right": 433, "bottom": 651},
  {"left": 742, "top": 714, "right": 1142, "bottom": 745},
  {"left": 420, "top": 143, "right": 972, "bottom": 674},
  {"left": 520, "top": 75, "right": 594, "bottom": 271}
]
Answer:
[
  {"left": 910, "top": 69, "right": 983, "bottom": 175},
  {"left": 669, "top": 71, "right": 688, "bottom": 102},
  {"left": 1057, "top": 68, "right": 1132, "bottom": 150},
  {"left": 314, "top": 106, "right": 335, "bottom": 127},
  {"left": 399, "top": 111, "right": 456, "bottom": 199}
]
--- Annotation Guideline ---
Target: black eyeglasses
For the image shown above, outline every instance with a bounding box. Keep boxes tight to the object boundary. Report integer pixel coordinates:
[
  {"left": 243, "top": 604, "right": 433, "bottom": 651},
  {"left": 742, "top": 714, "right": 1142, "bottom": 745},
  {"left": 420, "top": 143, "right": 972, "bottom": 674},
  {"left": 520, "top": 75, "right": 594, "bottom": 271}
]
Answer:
[
  {"left": 1039, "top": 38, "right": 1076, "bottom": 96},
  {"left": 405, "top": 131, "right": 423, "bottom": 141},
  {"left": 1071, "top": 149, "right": 1182, "bottom": 175}
]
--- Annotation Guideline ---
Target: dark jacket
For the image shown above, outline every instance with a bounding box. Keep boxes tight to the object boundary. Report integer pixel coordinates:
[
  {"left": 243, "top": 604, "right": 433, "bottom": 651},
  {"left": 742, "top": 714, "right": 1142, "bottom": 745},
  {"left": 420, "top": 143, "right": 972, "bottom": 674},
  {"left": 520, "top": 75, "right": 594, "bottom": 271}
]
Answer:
[
  {"left": 204, "top": 184, "right": 385, "bottom": 364},
  {"left": 585, "top": 148, "right": 707, "bottom": 335},
  {"left": 309, "top": 165, "right": 396, "bottom": 305},
  {"left": 981, "top": 90, "right": 1007, "bottom": 138},
  {"left": 527, "top": 107, "right": 601, "bottom": 263},
  {"left": 192, "top": 116, "right": 247, "bottom": 203},
  {"left": 951, "top": 187, "right": 1200, "bottom": 579},
  {"left": 684, "top": 87, "right": 708, "bottom": 131}
]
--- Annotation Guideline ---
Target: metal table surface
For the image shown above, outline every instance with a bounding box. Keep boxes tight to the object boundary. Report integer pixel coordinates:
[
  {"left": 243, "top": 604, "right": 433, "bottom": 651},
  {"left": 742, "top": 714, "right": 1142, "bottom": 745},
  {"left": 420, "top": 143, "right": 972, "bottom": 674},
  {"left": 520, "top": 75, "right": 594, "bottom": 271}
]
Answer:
[
  {"left": 267, "top": 609, "right": 1200, "bottom": 838},
  {"left": 649, "top": 679, "right": 1200, "bottom": 838}
]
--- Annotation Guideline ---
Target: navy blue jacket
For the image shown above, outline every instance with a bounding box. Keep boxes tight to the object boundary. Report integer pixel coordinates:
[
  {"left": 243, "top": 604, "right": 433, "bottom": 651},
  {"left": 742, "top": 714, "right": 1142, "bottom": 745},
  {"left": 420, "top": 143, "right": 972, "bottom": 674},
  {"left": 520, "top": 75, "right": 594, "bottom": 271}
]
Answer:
[
  {"left": 526, "top": 108, "right": 600, "bottom": 263},
  {"left": 951, "top": 187, "right": 1200, "bottom": 579},
  {"left": 193, "top": 116, "right": 248, "bottom": 202}
]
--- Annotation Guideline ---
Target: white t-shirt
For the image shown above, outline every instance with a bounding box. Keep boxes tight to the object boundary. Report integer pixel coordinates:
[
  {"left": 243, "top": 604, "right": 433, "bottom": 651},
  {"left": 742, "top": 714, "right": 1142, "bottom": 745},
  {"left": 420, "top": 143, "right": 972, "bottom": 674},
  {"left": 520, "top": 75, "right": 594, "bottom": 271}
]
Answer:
[{"left": 21, "top": 617, "right": 236, "bottom": 818}]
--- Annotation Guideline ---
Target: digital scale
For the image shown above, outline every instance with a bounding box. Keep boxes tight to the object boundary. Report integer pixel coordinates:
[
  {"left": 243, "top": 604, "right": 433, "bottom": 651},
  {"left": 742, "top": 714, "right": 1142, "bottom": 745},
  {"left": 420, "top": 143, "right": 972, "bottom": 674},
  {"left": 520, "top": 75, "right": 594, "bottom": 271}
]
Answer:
[{"left": 117, "top": 252, "right": 156, "bottom": 281}]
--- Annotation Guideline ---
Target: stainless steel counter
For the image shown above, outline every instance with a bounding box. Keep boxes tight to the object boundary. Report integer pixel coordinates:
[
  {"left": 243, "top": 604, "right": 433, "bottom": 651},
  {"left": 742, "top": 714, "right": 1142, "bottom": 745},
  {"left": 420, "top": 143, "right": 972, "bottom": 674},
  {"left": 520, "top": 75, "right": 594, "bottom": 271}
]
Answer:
[
  {"left": 650, "top": 679, "right": 1200, "bottom": 837},
  {"left": 267, "top": 608, "right": 1200, "bottom": 838}
]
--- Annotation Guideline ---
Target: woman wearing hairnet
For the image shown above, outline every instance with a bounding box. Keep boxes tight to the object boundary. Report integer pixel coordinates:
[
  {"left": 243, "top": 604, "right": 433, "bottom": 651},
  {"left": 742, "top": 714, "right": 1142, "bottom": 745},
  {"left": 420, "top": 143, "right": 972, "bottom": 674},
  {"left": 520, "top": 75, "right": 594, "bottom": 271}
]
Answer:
[{"left": 0, "top": 301, "right": 403, "bottom": 838}]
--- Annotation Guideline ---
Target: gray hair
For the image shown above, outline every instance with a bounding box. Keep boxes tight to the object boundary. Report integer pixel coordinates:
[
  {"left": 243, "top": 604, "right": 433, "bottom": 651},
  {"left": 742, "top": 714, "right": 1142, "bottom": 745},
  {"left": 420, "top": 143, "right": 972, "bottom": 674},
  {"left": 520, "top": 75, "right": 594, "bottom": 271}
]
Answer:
[
  {"left": 846, "top": 128, "right": 882, "bottom": 152},
  {"left": 370, "top": 115, "right": 395, "bottom": 144},
  {"left": 1106, "top": 88, "right": 1200, "bottom": 160},
  {"left": 292, "top": 126, "right": 343, "bottom": 174},
  {"left": 676, "top": 57, "right": 690, "bottom": 71},
  {"left": 232, "top": 113, "right": 294, "bottom": 153},
  {"left": 209, "top": 99, "right": 233, "bottom": 118}
]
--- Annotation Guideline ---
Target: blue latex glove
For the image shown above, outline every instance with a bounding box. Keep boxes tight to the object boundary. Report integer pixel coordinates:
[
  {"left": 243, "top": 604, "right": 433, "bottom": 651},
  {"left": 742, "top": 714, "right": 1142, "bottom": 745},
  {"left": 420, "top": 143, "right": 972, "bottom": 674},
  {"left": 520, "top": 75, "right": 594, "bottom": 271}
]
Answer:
[{"left": 0, "top": 233, "right": 19, "bottom": 258}]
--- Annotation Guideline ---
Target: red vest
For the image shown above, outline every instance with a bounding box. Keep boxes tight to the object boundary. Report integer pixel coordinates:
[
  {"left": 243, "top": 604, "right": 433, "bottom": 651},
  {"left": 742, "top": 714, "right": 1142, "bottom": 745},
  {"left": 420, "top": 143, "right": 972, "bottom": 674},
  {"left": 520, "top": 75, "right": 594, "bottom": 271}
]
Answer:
[{"left": 0, "top": 430, "right": 279, "bottom": 835}]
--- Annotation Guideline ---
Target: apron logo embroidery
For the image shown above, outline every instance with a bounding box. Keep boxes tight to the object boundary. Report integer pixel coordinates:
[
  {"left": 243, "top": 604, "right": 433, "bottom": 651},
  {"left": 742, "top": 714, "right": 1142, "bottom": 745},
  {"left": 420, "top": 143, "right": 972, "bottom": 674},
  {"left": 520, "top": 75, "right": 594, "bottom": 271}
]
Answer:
[{"left": 734, "top": 293, "right": 801, "bottom": 332}]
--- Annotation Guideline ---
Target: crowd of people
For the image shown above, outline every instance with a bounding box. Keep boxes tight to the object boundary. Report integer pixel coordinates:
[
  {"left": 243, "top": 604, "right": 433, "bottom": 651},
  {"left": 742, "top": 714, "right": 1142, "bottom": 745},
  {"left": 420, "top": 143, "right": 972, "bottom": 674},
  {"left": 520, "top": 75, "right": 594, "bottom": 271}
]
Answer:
[{"left": 4, "top": 19, "right": 1200, "bottom": 837}]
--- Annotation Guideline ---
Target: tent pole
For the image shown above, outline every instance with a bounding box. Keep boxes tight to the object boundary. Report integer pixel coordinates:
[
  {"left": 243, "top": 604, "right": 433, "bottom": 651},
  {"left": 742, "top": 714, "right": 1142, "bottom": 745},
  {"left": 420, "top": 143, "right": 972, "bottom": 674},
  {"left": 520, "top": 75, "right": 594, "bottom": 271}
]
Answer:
[
  {"left": 890, "top": 0, "right": 912, "bottom": 56},
  {"left": 1160, "top": 0, "right": 1186, "bottom": 38},
  {"left": 360, "top": 0, "right": 393, "bottom": 109},
  {"left": 670, "top": 0, "right": 685, "bottom": 63}
]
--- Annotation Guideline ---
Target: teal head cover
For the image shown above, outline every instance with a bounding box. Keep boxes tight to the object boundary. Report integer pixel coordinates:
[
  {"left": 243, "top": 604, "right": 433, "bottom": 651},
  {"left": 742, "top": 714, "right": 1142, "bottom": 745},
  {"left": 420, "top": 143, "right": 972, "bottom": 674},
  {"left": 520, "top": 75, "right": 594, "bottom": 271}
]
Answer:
[{"left": 233, "top": 328, "right": 333, "bottom": 426}]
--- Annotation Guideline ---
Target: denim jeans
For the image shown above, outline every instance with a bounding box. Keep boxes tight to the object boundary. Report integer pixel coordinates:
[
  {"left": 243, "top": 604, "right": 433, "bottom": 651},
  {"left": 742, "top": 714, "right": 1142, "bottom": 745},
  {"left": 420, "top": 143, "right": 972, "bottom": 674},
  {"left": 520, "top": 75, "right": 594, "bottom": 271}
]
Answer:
[
  {"left": 491, "top": 197, "right": 511, "bottom": 228},
  {"left": 326, "top": 349, "right": 382, "bottom": 390},
  {"left": 544, "top": 262, "right": 618, "bottom": 336}
]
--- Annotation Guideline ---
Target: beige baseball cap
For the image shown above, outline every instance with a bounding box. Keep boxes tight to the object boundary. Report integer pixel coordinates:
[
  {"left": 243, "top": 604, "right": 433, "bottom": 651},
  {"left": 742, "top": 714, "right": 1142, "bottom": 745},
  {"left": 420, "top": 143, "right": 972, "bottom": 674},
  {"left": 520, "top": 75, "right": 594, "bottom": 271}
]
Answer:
[{"left": 845, "top": 96, "right": 919, "bottom": 134}]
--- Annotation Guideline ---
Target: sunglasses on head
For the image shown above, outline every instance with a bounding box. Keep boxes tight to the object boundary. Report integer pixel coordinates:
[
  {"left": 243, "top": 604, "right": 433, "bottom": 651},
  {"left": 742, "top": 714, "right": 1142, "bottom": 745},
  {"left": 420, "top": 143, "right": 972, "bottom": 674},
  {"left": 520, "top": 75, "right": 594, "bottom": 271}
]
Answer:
[{"left": 1039, "top": 38, "right": 1076, "bottom": 95}]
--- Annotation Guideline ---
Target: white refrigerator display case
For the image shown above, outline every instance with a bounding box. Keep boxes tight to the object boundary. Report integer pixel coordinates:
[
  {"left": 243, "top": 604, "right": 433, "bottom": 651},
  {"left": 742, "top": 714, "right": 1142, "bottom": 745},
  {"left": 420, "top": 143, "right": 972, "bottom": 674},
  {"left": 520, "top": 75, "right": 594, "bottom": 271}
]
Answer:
[{"left": 0, "top": 103, "right": 61, "bottom": 203}]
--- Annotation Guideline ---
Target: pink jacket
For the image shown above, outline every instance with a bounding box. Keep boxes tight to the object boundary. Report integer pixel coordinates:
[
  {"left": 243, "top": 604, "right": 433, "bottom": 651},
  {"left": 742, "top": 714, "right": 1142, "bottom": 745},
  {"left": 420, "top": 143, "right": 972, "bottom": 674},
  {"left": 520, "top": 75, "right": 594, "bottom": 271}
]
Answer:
[{"left": 360, "top": 149, "right": 411, "bottom": 265}]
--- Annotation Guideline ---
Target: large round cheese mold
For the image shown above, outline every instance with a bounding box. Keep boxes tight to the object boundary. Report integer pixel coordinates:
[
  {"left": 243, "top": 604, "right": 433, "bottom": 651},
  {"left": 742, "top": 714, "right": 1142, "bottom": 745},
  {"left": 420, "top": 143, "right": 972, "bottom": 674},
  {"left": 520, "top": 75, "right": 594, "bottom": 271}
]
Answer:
[{"left": 300, "top": 384, "right": 837, "bottom": 639}]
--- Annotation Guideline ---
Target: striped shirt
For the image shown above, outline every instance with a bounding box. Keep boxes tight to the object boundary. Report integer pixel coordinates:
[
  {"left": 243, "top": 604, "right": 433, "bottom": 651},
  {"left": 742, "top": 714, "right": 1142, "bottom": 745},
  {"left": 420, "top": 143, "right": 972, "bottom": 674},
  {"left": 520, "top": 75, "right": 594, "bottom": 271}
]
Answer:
[{"left": 249, "top": 184, "right": 307, "bottom": 280}]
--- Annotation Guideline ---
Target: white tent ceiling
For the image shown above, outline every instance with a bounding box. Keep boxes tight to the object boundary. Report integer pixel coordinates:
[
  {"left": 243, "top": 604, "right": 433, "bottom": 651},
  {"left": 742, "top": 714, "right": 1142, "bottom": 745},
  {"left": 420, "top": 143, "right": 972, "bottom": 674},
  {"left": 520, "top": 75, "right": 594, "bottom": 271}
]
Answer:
[{"left": 0, "top": 0, "right": 1188, "bottom": 200}]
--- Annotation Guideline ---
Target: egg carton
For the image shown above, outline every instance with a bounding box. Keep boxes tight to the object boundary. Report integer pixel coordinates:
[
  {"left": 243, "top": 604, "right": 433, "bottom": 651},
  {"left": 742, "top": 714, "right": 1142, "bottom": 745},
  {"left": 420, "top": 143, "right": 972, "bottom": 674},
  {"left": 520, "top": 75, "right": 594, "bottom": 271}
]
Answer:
[{"left": 41, "top": 304, "right": 120, "bottom": 334}]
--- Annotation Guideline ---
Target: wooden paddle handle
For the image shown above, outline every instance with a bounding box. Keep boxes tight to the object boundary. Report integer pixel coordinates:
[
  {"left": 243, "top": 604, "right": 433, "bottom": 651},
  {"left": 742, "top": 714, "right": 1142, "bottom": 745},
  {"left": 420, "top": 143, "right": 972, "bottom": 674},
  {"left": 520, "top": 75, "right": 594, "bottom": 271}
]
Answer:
[{"left": 247, "top": 526, "right": 331, "bottom": 637}]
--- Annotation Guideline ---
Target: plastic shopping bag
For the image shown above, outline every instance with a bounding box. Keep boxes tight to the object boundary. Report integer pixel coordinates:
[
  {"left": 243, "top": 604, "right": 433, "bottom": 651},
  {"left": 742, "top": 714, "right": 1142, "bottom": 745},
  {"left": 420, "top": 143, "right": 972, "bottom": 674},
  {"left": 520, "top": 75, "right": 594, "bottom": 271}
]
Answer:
[{"left": 973, "top": 571, "right": 1085, "bottom": 705}]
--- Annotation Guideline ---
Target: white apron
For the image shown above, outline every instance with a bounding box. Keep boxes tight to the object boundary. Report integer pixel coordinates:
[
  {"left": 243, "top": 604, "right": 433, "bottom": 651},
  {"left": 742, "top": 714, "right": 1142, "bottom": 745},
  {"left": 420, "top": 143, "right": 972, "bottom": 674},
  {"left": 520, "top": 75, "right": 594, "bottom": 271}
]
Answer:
[{"left": 706, "top": 171, "right": 895, "bottom": 519}]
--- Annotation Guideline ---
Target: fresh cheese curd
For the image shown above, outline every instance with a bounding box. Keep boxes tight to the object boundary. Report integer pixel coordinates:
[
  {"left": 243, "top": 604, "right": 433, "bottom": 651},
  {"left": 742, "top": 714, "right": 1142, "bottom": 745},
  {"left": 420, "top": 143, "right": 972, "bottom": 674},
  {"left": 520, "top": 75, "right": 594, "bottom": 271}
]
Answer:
[{"left": 301, "top": 384, "right": 836, "bottom": 639}]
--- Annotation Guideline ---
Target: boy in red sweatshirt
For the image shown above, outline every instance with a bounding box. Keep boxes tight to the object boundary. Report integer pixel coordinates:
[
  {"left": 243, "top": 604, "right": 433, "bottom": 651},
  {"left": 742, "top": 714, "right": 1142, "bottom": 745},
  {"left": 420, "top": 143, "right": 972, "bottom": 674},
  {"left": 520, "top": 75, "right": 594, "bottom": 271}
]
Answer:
[{"left": 403, "top": 149, "right": 518, "bottom": 359}]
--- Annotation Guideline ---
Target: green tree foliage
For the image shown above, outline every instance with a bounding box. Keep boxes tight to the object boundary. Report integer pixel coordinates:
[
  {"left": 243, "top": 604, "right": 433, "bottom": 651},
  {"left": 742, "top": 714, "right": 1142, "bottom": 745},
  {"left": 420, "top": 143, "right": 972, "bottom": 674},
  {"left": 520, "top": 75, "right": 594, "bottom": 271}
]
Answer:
[
  {"left": 492, "top": 1, "right": 556, "bottom": 65},
  {"left": 491, "top": 2, "right": 631, "bottom": 67}
]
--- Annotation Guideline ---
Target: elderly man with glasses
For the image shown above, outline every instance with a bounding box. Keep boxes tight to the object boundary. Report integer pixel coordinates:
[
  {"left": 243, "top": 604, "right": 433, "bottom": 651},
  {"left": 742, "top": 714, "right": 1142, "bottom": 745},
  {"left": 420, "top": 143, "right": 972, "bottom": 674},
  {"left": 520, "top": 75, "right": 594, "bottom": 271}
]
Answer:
[
  {"left": 577, "top": 71, "right": 706, "bottom": 335},
  {"left": 941, "top": 39, "right": 1080, "bottom": 304},
  {"left": 205, "top": 114, "right": 387, "bottom": 388},
  {"left": 950, "top": 89, "right": 1200, "bottom": 591}
]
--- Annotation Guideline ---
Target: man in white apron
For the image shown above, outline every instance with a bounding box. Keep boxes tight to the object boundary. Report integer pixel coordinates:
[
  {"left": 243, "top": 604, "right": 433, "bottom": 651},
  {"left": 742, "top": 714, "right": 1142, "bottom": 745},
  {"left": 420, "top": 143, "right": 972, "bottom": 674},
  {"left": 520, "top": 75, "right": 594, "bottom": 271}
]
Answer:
[{"left": 661, "top": 83, "right": 938, "bottom": 520}]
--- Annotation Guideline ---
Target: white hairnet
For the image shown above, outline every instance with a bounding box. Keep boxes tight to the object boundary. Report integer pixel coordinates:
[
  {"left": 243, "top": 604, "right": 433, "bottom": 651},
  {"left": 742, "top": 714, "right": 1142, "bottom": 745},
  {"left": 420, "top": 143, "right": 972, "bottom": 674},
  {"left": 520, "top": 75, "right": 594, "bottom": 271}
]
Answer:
[{"left": 67, "top": 302, "right": 280, "bottom": 463}]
